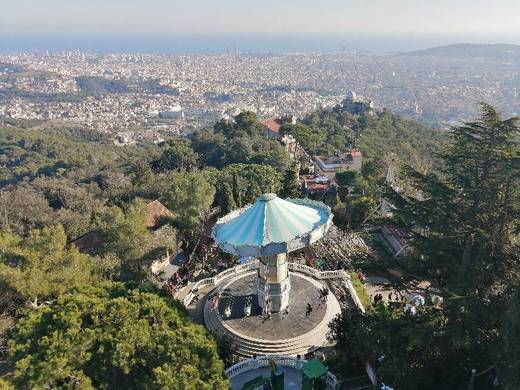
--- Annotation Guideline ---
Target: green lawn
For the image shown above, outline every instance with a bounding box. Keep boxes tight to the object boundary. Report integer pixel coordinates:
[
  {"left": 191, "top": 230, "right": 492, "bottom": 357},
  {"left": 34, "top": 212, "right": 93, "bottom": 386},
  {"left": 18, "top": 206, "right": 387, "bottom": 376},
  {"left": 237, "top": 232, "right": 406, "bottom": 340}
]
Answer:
[{"left": 349, "top": 272, "right": 373, "bottom": 311}]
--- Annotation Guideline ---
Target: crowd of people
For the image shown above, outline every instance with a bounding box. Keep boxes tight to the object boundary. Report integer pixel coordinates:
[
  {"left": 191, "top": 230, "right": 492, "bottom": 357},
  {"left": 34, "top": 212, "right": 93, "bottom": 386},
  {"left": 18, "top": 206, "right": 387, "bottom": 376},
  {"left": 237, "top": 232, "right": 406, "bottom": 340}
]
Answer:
[{"left": 373, "top": 291, "right": 407, "bottom": 305}]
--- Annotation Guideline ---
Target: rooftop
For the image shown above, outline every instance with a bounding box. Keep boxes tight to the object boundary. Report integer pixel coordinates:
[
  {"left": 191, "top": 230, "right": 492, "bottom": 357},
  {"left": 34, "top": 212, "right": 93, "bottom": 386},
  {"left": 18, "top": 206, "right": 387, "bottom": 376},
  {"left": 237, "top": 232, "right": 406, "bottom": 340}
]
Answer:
[
  {"left": 302, "top": 359, "right": 328, "bottom": 379},
  {"left": 262, "top": 117, "right": 283, "bottom": 133},
  {"left": 146, "top": 199, "right": 174, "bottom": 228}
]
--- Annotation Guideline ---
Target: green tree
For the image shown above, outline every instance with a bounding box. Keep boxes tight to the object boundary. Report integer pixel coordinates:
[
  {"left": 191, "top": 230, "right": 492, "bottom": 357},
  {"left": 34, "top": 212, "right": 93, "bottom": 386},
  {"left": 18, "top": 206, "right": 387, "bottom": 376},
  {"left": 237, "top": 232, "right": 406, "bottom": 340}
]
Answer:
[
  {"left": 130, "top": 159, "right": 156, "bottom": 192},
  {"left": 330, "top": 195, "right": 347, "bottom": 226},
  {"left": 154, "top": 139, "right": 199, "bottom": 172},
  {"left": 346, "top": 196, "right": 377, "bottom": 226},
  {"left": 389, "top": 104, "right": 519, "bottom": 292},
  {"left": 213, "top": 333, "right": 238, "bottom": 368},
  {"left": 498, "top": 285, "right": 520, "bottom": 389},
  {"left": 0, "top": 187, "right": 53, "bottom": 236},
  {"left": 219, "top": 164, "right": 283, "bottom": 207},
  {"left": 0, "top": 126, "right": 155, "bottom": 191},
  {"left": 98, "top": 198, "right": 153, "bottom": 275},
  {"left": 329, "top": 303, "right": 478, "bottom": 389},
  {"left": 224, "top": 137, "right": 254, "bottom": 165},
  {"left": 234, "top": 111, "right": 263, "bottom": 138},
  {"left": 361, "top": 158, "right": 386, "bottom": 182},
  {"left": 331, "top": 105, "right": 519, "bottom": 389},
  {"left": 280, "top": 165, "right": 301, "bottom": 198},
  {"left": 31, "top": 177, "right": 105, "bottom": 239},
  {"left": 213, "top": 118, "right": 237, "bottom": 139},
  {"left": 95, "top": 169, "right": 134, "bottom": 204},
  {"left": 0, "top": 379, "right": 14, "bottom": 390},
  {"left": 191, "top": 129, "right": 227, "bottom": 168},
  {"left": 282, "top": 107, "right": 443, "bottom": 170},
  {"left": 5, "top": 283, "right": 228, "bottom": 389},
  {"left": 196, "top": 113, "right": 291, "bottom": 171},
  {"left": 280, "top": 122, "right": 324, "bottom": 153},
  {"left": 214, "top": 111, "right": 262, "bottom": 139},
  {"left": 0, "top": 225, "right": 101, "bottom": 306},
  {"left": 335, "top": 170, "right": 359, "bottom": 188},
  {"left": 162, "top": 172, "right": 216, "bottom": 229},
  {"left": 249, "top": 141, "right": 292, "bottom": 172},
  {"left": 215, "top": 182, "right": 237, "bottom": 214}
]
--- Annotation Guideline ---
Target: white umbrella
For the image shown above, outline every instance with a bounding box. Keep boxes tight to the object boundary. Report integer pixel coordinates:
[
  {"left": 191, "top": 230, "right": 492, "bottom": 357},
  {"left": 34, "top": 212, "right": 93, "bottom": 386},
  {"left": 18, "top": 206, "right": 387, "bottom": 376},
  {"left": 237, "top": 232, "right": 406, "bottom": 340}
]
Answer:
[
  {"left": 409, "top": 294, "right": 425, "bottom": 306},
  {"left": 404, "top": 304, "right": 417, "bottom": 315}
]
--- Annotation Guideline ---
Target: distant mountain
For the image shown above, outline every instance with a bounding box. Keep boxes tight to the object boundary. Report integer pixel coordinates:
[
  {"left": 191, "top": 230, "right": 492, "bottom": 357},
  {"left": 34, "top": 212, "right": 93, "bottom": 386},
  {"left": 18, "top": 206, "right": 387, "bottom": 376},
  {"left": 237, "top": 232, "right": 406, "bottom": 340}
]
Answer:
[{"left": 400, "top": 43, "right": 520, "bottom": 58}]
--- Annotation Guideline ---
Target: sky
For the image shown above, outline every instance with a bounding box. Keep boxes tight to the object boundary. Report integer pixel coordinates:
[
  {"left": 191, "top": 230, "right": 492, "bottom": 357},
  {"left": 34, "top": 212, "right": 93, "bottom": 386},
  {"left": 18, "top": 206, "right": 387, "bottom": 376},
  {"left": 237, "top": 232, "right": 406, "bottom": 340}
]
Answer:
[{"left": 2, "top": 0, "right": 520, "bottom": 36}]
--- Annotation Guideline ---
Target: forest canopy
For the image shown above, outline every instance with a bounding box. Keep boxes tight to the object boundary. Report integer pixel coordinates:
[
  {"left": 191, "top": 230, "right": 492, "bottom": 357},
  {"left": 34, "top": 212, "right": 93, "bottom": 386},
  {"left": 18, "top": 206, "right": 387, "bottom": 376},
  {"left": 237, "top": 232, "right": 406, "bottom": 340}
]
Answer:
[{"left": 0, "top": 105, "right": 453, "bottom": 388}]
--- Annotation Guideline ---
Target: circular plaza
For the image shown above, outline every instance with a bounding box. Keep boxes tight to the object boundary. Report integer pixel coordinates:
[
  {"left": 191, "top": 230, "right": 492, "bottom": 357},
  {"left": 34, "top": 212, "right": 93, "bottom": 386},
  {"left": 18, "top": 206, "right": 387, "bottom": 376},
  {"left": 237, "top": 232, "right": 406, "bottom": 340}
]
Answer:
[{"left": 203, "top": 269, "right": 342, "bottom": 357}]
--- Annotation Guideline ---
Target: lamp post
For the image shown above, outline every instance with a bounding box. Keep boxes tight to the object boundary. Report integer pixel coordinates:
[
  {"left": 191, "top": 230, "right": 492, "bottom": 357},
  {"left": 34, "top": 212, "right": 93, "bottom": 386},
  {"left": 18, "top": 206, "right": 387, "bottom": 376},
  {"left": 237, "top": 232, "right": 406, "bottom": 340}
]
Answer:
[{"left": 467, "top": 368, "right": 477, "bottom": 390}]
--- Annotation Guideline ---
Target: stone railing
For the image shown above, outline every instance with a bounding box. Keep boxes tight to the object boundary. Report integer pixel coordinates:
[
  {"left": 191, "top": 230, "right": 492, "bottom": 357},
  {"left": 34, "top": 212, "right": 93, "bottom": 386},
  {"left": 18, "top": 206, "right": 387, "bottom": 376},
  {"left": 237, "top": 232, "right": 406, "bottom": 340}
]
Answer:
[
  {"left": 288, "top": 262, "right": 348, "bottom": 280},
  {"left": 178, "top": 259, "right": 365, "bottom": 313},
  {"left": 225, "top": 355, "right": 305, "bottom": 378},
  {"left": 287, "top": 263, "right": 365, "bottom": 313},
  {"left": 179, "top": 260, "right": 259, "bottom": 306},
  {"left": 225, "top": 356, "right": 339, "bottom": 389}
]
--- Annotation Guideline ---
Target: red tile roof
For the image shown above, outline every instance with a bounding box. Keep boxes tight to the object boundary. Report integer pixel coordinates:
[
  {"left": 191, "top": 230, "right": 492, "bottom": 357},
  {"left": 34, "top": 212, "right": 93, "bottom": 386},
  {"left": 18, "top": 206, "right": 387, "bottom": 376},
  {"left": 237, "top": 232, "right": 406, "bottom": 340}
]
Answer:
[
  {"left": 306, "top": 181, "right": 330, "bottom": 191},
  {"left": 262, "top": 117, "right": 283, "bottom": 133},
  {"left": 146, "top": 199, "right": 174, "bottom": 228},
  {"left": 302, "top": 177, "right": 331, "bottom": 193}
]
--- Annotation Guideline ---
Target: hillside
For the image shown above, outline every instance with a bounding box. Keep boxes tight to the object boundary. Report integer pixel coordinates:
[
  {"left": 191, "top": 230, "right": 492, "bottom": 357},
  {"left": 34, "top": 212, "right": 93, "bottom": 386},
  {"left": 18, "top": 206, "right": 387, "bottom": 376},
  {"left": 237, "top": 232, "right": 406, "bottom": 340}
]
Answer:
[
  {"left": 282, "top": 107, "right": 445, "bottom": 173},
  {"left": 401, "top": 43, "right": 520, "bottom": 58}
]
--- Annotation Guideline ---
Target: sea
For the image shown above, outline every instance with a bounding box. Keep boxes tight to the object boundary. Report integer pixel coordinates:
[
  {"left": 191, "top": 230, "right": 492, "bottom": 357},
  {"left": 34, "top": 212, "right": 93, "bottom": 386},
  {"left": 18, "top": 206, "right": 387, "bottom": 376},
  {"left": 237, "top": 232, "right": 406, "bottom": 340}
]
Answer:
[{"left": 2, "top": 33, "right": 520, "bottom": 55}]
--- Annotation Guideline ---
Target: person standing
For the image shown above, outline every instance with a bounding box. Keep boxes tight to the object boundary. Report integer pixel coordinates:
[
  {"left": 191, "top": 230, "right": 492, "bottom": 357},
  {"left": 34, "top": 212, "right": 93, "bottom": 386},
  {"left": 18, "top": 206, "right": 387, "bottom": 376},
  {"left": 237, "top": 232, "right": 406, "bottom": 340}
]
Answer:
[{"left": 305, "top": 303, "right": 313, "bottom": 317}]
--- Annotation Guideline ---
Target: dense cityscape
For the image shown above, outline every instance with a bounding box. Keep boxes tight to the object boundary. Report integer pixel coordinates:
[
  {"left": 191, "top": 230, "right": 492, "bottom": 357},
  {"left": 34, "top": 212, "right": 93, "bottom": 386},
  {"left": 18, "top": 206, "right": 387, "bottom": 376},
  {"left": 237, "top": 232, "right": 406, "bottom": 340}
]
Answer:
[{"left": 1, "top": 48, "right": 520, "bottom": 139}]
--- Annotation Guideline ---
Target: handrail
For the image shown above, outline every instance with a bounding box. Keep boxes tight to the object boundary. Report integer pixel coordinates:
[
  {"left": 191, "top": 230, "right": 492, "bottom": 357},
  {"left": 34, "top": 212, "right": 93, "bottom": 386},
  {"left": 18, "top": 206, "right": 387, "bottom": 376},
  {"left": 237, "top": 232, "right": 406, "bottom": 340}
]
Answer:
[
  {"left": 225, "top": 355, "right": 340, "bottom": 389},
  {"left": 178, "top": 260, "right": 260, "bottom": 306},
  {"left": 225, "top": 355, "right": 306, "bottom": 378},
  {"left": 288, "top": 263, "right": 349, "bottom": 281},
  {"left": 177, "top": 259, "right": 365, "bottom": 314}
]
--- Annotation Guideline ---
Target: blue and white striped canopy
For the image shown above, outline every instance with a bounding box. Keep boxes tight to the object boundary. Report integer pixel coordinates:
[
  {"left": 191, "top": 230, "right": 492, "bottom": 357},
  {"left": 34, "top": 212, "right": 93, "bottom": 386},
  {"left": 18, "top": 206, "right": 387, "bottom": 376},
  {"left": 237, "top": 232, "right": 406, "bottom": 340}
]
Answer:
[{"left": 212, "top": 194, "right": 333, "bottom": 257}]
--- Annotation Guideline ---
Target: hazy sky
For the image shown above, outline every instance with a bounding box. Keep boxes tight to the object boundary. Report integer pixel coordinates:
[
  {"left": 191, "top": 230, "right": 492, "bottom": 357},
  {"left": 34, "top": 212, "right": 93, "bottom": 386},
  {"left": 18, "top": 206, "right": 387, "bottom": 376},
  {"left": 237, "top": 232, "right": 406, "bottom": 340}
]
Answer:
[{"left": 2, "top": 0, "right": 520, "bottom": 36}]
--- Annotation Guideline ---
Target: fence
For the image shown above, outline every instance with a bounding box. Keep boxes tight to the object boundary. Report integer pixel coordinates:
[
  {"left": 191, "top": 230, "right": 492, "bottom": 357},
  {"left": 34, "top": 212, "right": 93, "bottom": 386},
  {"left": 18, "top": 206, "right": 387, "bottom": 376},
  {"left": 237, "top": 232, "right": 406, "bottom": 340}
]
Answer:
[
  {"left": 289, "top": 263, "right": 348, "bottom": 280},
  {"left": 225, "top": 356, "right": 340, "bottom": 390},
  {"left": 177, "top": 259, "right": 365, "bottom": 313},
  {"left": 178, "top": 260, "right": 259, "bottom": 306}
]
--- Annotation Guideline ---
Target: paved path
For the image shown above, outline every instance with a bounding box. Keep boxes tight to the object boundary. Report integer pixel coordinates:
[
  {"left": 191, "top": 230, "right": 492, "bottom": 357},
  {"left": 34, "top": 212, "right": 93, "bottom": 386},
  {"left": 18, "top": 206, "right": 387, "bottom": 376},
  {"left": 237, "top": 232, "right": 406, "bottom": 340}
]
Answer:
[{"left": 363, "top": 274, "right": 431, "bottom": 305}]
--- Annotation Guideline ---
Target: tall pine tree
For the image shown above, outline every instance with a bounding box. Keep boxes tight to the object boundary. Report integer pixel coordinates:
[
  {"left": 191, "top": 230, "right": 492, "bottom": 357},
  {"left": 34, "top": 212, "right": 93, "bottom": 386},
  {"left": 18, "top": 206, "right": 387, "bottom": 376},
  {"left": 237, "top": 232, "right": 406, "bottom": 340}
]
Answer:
[
  {"left": 280, "top": 165, "right": 301, "bottom": 198},
  {"left": 330, "top": 104, "right": 519, "bottom": 388},
  {"left": 389, "top": 103, "right": 519, "bottom": 294}
]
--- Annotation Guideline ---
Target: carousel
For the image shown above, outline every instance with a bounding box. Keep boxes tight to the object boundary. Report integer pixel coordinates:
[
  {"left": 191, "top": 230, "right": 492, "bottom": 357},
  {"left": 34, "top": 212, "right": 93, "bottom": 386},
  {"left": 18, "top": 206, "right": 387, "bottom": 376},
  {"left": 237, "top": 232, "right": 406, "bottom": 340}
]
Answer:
[
  {"left": 195, "top": 194, "right": 345, "bottom": 357},
  {"left": 212, "top": 193, "right": 332, "bottom": 313}
]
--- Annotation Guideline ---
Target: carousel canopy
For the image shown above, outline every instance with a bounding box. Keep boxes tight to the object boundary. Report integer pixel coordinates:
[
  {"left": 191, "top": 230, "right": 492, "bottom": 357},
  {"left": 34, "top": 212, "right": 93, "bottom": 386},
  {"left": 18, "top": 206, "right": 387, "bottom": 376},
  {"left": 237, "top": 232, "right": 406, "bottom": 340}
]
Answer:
[{"left": 212, "top": 193, "right": 332, "bottom": 257}]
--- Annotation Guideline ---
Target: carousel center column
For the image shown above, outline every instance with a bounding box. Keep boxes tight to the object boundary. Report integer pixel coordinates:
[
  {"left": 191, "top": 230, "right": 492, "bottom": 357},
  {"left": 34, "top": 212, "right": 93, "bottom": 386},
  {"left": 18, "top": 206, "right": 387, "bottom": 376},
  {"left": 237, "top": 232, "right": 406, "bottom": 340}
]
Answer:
[{"left": 257, "top": 252, "right": 290, "bottom": 312}]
